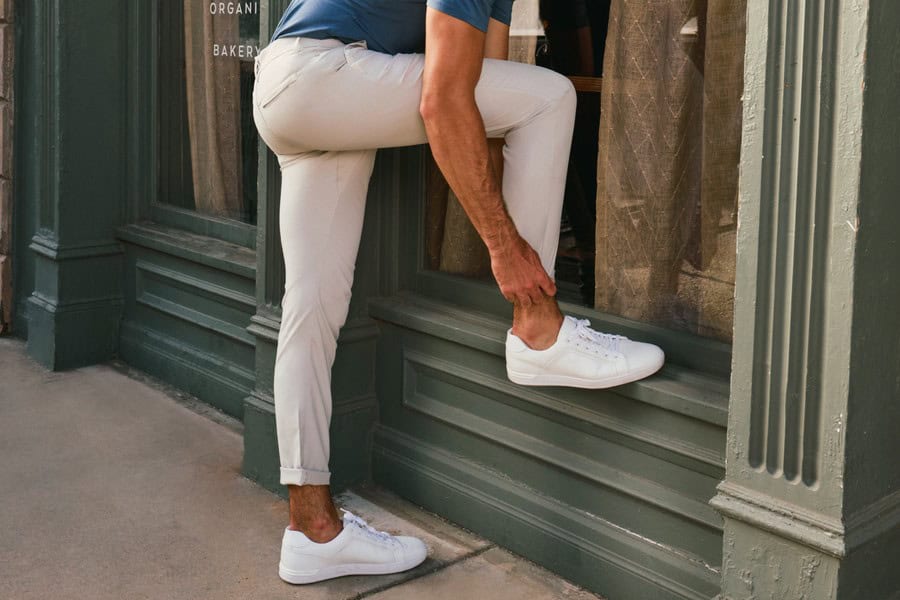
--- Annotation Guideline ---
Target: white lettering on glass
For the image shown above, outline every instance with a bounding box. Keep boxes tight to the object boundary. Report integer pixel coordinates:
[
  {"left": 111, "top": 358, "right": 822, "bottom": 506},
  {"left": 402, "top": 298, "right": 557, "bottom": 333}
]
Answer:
[
  {"left": 208, "top": 2, "right": 259, "bottom": 15},
  {"left": 213, "top": 44, "right": 261, "bottom": 58}
]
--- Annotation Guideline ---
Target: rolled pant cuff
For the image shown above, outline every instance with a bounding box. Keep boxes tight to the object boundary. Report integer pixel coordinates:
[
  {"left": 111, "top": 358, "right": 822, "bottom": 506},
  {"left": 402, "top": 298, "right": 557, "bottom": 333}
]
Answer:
[{"left": 280, "top": 467, "right": 331, "bottom": 486}]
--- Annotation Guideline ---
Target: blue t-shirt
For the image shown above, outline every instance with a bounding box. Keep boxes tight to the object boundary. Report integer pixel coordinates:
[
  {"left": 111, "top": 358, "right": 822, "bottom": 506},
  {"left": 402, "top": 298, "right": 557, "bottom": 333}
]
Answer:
[{"left": 270, "top": 0, "right": 515, "bottom": 55}]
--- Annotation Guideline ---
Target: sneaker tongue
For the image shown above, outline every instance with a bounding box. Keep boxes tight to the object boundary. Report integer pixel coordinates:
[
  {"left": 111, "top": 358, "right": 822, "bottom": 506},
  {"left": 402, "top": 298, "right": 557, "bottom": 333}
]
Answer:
[{"left": 557, "top": 316, "right": 578, "bottom": 342}]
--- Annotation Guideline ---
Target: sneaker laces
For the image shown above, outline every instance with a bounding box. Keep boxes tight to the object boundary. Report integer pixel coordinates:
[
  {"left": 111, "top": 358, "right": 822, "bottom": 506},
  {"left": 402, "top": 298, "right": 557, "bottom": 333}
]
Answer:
[
  {"left": 572, "top": 318, "right": 626, "bottom": 354},
  {"left": 340, "top": 509, "right": 397, "bottom": 545}
]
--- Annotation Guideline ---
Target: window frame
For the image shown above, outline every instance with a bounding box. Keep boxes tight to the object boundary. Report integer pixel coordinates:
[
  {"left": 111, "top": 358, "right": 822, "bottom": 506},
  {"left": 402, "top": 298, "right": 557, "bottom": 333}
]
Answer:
[
  {"left": 402, "top": 146, "right": 733, "bottom": 376},
  {"left": 143, "top": 0, "right": 262, "bottom": 249}
]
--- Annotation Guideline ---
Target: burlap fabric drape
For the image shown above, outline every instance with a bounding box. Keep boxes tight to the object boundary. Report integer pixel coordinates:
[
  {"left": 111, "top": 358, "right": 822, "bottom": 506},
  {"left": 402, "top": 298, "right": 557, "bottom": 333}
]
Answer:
[
  {"left": 183, "top": 3, "right": 243, "bottom": 217},
  {"left": 595, "top": 0, "right": 745, "bottom": 341}
]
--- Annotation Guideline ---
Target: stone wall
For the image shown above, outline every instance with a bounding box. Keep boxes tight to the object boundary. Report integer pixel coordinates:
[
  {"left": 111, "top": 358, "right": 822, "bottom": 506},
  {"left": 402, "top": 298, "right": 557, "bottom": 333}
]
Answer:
[{"left": 0, "top": 0, "right": 12, "bottom": 333}]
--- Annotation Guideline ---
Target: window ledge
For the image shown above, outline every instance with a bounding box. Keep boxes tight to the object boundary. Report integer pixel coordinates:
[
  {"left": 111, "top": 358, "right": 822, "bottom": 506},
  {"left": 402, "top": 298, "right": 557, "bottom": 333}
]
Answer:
[
  {"left": 116, "top": 221, "right": 256, "bottom": 279},
  {"left": 368, "top": 291, "right": 730, "bottom": 428}
]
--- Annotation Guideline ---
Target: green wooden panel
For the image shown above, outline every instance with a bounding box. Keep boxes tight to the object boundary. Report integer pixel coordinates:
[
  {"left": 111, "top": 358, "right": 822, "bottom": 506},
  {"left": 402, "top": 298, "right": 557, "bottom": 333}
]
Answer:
[
  {"left": 117, "top": 224, "right": 257, "bottom": 418},
  {"left": 370, "top": 295, "right": 727, "bottom": 599},
  {"left": 374, "top": 426, "right": 720, "bottom": 600}
]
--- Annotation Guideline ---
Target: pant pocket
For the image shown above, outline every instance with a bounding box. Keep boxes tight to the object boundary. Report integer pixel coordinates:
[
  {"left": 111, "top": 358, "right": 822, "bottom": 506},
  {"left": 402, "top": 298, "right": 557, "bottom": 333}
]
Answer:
[{"left": 257, "top": 70, "right": 301, "bottom": 108}]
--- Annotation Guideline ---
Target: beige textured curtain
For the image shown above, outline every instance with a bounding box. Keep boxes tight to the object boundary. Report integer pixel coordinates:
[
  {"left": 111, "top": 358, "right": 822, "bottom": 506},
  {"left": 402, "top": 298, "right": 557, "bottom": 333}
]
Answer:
[
  {"left": 424, "top": 149, "right": 495, "bottom": 279},
  {"left": 595, "top": 0, "right": 745, "bottom": 341},
  {"left": 183, "top": 3, "right": 243, "bottom": 216}
]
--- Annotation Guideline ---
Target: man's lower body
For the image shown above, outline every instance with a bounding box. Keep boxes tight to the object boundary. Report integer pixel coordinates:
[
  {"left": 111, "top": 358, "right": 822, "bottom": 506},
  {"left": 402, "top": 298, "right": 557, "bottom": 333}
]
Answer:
[{"left": 251, "top": 35, "right": 663, "bottom": 584}]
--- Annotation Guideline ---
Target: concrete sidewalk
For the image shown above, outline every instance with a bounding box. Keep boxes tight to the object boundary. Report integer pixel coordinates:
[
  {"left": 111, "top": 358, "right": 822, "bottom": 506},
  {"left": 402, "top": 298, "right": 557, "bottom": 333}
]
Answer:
[{"left": 0, "top": 336, "right": 602, "bottom": 600}]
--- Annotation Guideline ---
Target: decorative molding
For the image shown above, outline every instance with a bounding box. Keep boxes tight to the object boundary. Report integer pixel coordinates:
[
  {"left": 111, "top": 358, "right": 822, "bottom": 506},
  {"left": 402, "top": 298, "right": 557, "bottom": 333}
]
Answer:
[
  {"left": 375, "top": 426, "right": 721, "bottom": 600},
  {"left": 710, "top": 486, "right": 900, "bottom": 573},
  {"left": 338, "top": 318, "right": 380, "bottom": 343},
  {"left": 248, "top": 313, "right": 379, "bottom": 345},
  {"left": 401, "top": 348, "right": 723, "bottom": 531},
  {"left": 244, "top": 389, "right": 376, "bottom": 419},
  {"left": 843, "top": 489, "right": 900, "bottom": 553},
  {"left": 244, "top": 391, "right": 273, "bottom": 412},
  {"left": 745, "top": 0, "right": 838, "bottom": 486},
  {"left": 119, "top": 320, "right": 255, "bottom": 418},
  {"left": 403, "top": 345, "right": 725, "bottom": 470},
  {"left": 134, "top": 290, "right": 254, "bottom": 347},
  {"left": 27, "top": 292, "right": 124, "bottom": 314},
  {"left": 711, "top": 482, "right": 844, "bottom": 557},
  {"left": 371, "top": 293, "right": 730, "bottom": 429},
  {"left": 134, "top": 263, "right": 256, "bottom": 348},
  {"left": 29, "top": 231, "right": 124, "bottom": 260},
  {"left": 136, "top": 259, "right": 256, "bottom": 310},
  {"left": 116, "top": 222, "right": 256, "bottom": 279},
  {"left": 247, "top": 311, "right": 280, "bottom": 343},
  {"left": 120, "top": 320, "right": 256, "bottom": 389}
]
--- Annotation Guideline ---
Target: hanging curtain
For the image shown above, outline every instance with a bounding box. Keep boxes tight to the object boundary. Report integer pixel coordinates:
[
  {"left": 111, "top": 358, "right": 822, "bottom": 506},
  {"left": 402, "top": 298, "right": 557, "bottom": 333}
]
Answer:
[
  {"left": 183, "top": 2, "right": 243, "bottom": 217},
  {"left": 424, "top": 149, "right": 496, "bottom": 279},
  {"left": 595, "top": 0, "right": 745, "bottom": 341}
]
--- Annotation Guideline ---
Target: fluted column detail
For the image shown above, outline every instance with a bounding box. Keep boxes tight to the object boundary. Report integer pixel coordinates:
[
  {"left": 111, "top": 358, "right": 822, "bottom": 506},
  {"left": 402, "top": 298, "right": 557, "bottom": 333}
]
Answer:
[{"left": 712, "top": 1, "right": 900, "bottom": 598}]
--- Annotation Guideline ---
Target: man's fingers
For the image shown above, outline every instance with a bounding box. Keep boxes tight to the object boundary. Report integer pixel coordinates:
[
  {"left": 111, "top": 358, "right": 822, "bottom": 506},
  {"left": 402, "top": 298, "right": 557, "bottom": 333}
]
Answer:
[
  {"left": 538, "top": 277, "right": 553, "bottom": 297},
  {"left": 542, "top": 276, "right": 557, "bottom": 297},
  {"left": 516, "top": 290, "right": 533, "bottom": 308}
]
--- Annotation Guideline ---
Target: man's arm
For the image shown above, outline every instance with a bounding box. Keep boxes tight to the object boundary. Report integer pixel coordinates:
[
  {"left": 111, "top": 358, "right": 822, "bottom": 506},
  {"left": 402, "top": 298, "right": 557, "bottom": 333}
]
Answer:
[
  {"left": 420, "top": 9, "right": 556, "bottom": 307},
  {"left": 483, "top": 15, "right": 509, "bottom": 59}
]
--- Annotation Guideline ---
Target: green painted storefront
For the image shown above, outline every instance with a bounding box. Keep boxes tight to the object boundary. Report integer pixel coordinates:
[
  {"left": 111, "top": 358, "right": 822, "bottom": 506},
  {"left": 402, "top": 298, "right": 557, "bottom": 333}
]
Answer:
[{"left": 8, "top": 1, "right": 899, "bottom": 598}]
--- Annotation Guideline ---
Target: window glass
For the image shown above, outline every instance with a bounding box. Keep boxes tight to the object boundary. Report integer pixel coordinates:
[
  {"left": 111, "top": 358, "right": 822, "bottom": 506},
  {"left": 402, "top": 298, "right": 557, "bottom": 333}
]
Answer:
[
  {"left": 157, "top": 1, "right": 261, "bottom": 224},
  {"left": 424, "top": 0, "right": 743, "bottom": 343}
]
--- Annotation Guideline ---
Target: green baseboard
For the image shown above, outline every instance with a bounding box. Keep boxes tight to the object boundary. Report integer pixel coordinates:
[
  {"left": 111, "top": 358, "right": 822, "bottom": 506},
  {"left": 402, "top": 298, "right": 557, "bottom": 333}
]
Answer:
[
  {"left": 374, "top": 426, "right": 720, "bottom": 600},
  {"left": 119, "top": 320, "right": 253, "bottom": 419},
  {"left": 25, "top": 293, "right": 122, "bottom": 370}
]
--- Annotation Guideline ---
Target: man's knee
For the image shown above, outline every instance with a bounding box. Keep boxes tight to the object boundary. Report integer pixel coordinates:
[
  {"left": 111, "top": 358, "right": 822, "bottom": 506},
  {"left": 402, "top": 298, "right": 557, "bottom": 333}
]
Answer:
[
  {"left": 544, "top": 69, "right": 577, "bottom": 114},
  {"left": 282, "top": 277, "right": 351, "bottom": 338}
]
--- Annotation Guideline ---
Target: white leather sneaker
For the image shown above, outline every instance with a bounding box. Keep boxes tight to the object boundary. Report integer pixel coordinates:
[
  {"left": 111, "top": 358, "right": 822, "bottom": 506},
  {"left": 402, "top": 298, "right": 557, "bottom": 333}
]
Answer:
[
  {"left": 506, "top": 315, "right": 665, "bottom": 389},
  {"left": 278, "top": 509, "right": 428, "bottom": 584}
]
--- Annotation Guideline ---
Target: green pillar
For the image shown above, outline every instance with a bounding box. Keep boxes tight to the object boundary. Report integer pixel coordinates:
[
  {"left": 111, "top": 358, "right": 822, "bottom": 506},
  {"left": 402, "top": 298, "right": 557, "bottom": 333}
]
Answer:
[
  {"left": 21, "top": 1, "right": 127, "bottom": 369},
  {"left": 712, "top": 1, "right": 900, "bottom": 598}
]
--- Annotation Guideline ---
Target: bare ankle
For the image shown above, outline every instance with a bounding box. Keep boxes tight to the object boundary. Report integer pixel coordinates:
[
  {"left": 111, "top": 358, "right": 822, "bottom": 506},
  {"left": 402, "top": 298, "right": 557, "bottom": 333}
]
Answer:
[
  {"left": 287, "top": 484, "right": 343, "bottom": 543},
  {"left": 512, "top": 325, "right": 559, "bottom": 350},
  {"left": 290, "top": 516, "right": 343, "bottom": 543},
  {"left": 512, "top": 307, "right": 564, "bottom": 350}
]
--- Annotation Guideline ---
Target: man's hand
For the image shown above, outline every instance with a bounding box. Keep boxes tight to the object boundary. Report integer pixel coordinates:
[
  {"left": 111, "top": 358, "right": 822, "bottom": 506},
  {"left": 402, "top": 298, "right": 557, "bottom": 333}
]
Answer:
[
  {"left": 421, "top": 9, "right": 557, "bottom": 308},
  {"left": 489, "top": 226, "right": 557, "bottom": 306}
]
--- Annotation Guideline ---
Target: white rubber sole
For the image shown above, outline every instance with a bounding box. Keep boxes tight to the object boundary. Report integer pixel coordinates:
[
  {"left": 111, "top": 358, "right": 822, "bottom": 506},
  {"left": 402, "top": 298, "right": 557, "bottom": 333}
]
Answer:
[
  {"left": 507, "top": 359, "right": 664, "bottom": 389},
  {"left": 279, "top": 555, "right": 426, "bottom": 585}
]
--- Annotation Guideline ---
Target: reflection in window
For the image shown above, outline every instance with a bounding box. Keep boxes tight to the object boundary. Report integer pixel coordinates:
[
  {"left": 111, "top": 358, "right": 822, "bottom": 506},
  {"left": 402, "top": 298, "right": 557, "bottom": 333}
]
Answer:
[
  {"left": 158, "top": 1, "right": 260, "bottom": 224},
  {"left": 424, "top": 0, "right": 744, "bottom": 343}
]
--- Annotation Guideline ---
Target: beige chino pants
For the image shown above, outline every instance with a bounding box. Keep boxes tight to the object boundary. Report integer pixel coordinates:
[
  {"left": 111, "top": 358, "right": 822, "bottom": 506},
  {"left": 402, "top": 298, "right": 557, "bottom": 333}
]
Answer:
[{"left": 252, "top": 35, "right": 576, "bottom": 486}]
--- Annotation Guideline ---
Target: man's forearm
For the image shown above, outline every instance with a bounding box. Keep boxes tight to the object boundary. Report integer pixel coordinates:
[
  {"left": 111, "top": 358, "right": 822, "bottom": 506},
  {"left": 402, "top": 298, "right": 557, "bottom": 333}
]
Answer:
[
  {"left": 420, "top": 8, "right": 556, "bottom": 305},
  {"left": 421, "top": 100, "right": 519, "bottom": 254}
]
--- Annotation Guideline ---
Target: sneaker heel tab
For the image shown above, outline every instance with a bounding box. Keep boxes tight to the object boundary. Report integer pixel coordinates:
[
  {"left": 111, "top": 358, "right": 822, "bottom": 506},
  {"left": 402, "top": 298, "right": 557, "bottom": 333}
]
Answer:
[{"left": 506, "top": 330, "right": 528, "bottom": 352}]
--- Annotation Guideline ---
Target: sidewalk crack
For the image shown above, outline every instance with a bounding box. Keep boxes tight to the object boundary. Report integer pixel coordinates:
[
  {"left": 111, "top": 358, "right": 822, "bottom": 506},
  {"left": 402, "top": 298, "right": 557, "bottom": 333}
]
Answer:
[{"left": 350, "top": 544, "right": 495, "bottom": 599}]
